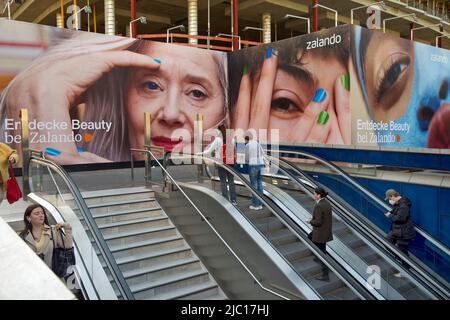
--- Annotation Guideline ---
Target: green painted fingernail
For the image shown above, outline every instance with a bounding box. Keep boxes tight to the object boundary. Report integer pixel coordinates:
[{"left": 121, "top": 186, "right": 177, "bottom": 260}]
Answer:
[
  {"left": 243, "top": 65, "right": 249, "bottom": 75},
  {"left": 317, "top": 111, "right": 329, "bottom": 125},
  {"left": 341, "top": 74, "right": 350, "bottom": 91}
]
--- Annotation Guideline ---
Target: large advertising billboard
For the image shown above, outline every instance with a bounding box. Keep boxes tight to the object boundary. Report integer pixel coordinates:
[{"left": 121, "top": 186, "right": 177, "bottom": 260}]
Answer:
[
  {"left": 351, "top": 25, "right": 450, "bottom": 149},
  {"left": 0, "top": 20, "right": 227, "bottom": 165},
  {"left": 0, "top": 20, "right": 449, "bottom": 166}
]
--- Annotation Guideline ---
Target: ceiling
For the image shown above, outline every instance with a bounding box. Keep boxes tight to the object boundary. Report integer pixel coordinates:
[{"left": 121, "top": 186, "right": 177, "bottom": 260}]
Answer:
[{"left": 1, "top": 0, "right": 450, "bottom": 48}]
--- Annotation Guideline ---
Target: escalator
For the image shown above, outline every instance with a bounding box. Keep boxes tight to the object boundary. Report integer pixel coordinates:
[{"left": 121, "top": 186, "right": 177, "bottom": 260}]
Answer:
[
  {"left": 163, "top": 150, "right": 449, "bottom": 299},
  {"left": 257, "top": 150, "right": 450, "bottom": 299},
  {"left": 161, "top": 153, "right": 377, "bottom": 300}
]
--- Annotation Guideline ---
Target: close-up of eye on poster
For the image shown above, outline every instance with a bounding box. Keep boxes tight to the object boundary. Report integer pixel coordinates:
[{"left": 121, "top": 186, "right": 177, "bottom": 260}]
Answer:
[{"left": 351, "top": 25, "right": 450, "bottom": 150}]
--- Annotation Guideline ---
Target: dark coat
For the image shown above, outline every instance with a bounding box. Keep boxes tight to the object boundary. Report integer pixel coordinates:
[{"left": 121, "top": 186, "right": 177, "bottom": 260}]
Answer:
[
  {"left": 388, "top": 197, "right": 416, "bottom": 240},
  {"left": 310, "top": 198, "right": 333, "bottom": 243}
]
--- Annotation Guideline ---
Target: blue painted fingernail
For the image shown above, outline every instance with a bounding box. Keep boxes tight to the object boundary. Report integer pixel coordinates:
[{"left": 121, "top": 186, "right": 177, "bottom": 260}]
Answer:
[
  {"left": 153, "top": 58, "right": 161, "bottom": 64},
  {"left": 265, "top": 48, "right": 274, "bottom": 59},
  {"left": 313, "top": 88, "right": 327, "bottom": 103},
  {"left": 44, "top": 147, "right": 61, "bottom": 156},
  {"left": 77, "top": 147, "right": 86, "bottom": 153}
]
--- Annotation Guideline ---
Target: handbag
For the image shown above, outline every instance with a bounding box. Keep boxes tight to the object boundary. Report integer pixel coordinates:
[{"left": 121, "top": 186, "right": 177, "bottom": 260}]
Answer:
[
  {"left": 51, "top": 227, "right": 76, "bottom": 277},
  {"left": 6, "top": 164, "right": 22, "bottom": 204}
]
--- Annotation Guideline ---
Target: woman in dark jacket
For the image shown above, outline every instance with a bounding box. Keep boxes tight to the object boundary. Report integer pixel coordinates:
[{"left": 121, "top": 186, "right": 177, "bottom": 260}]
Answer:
[
  {"left": 384, "top": 189, "right": 416, "bottom": 277},
  {"left": 307, "top": 187, "right": 333, "bottom": 281}
]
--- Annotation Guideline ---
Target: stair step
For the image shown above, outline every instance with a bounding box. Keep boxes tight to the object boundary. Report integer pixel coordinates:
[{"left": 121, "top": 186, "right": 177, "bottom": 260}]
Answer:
[
  {"left": 109, "top": 237, "right": 186, "bottom": 261},
  {"left": 148, "top": 281, "right": 220, "bottom": 300},
  {"left": 291, "top": 256, "right": 323, "bottom": 278},
  {"left": 86, "top": 198, "right": 156, "bottom": 209},
  {"left": 67, "top": 187, "right": 152, "bottom": 199},
  {"left": 123, "top": 256, "right": 200, "bottom": 279},
  {"left": 306, "top": 274, "right": 344, "bottom": 297},
  {"left": 106, "top": 227, "right": 179, "bottom": 248},
  {"left": 268, "top": 228, "right": 298, "bottom": 245},
  {"left": 93, "top": 206, "right": 163, "bottom": 219},
  {"left": 108, "top": 235, "right": 183, "bottom": 253},
  {"left": 278, "top": 241, "right": 311, "bottom": 261},
  {"left": 131, "top": 269, "right": 210, "bottom": 298},
  {"left": 323, "top": 285, "right": 360, "bottom": 300},
  {"left": 253, "top": 216, "right": 284, "bottom": 233},
  {"left": 97, "top": 216, "right": 170, "bottom": 235},
  {"left": 103, "top": 225, "right": 176, "bottom": 241},
  {"left": 116, "top": 245, "right": 192, "bottom": 266}
]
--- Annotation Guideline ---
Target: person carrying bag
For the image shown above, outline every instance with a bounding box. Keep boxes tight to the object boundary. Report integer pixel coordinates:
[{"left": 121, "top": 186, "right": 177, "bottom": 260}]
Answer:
[
  {"left": 51, "top": 227, "right": 76, "bottom": 277},
  {"left": 0, "top": 142, "right": 19, "bottom": 203}
]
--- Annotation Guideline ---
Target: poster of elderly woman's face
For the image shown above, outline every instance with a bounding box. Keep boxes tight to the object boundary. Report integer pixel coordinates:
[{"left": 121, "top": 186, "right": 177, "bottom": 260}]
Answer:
[
  {"left": 0, "top": 21, "right": 448, "bottom": 167},
  {"left": 0, "top": 19, "right": 227, "bottom": 165}
]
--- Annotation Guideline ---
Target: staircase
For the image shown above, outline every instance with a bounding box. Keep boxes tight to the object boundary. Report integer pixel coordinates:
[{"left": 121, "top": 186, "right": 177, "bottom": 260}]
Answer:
[{"left": 69, "top": 187, "right": 226, "bottom": 300}]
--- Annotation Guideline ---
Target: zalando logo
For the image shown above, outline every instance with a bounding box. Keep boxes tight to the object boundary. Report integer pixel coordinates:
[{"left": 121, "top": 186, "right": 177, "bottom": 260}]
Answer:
[{"left": 306, "top": 34, "right": 342, "bottom": 50}]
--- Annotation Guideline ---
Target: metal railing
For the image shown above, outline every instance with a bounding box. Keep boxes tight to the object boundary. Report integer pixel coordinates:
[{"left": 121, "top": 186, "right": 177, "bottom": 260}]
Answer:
[
  {"left": 131, "top": 147, "right": 306, "bottom": 300},
  {"left": 163, "top": 152, "right": 376, "bottom": 300},
  {"left": 28, "top": 155, "right": 135, "bottom": 300},
  {"left": 272, "top": 150, "right": 450, "bottom": 259}
]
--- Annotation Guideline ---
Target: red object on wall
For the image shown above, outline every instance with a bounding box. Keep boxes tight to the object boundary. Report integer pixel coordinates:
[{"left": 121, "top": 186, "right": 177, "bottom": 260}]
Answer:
[
  {"left": 232, "top": 0, "right": 239, "bottom": 51},
  {"left": 131, "top": 0, "right": 136, "bottom": 38},
  {"left": 428, "top": 103, "right": 450, "bottom": 149},
  {"left": 313, "top": 0, "right": 318, "bottom": 32}
]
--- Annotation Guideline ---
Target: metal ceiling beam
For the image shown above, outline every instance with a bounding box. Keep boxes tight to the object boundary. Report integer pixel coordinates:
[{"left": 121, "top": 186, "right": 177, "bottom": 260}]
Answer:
[
  {"left": 33, "top": 0, "right": 72, "bottom": 24},
  {"left": 349, "top": 0, "right": 450, "bottom": 36},
  {"left": 12, "top": 0, "right": 35, "bottom": 20},
  {"left": 225, "top": 0, "right": 265, "bottom": 16},
  {"left": 114, "top": 8, "right": 171, "bottom": 25}
]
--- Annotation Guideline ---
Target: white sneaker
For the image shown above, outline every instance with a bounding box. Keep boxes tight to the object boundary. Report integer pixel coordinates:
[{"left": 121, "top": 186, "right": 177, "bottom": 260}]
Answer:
[
  {"left": 231, "top": 201, "right": 237, "bottom": 205},
  {"left": 393, "top": 272, "right": 403, "bottom": 278},
  {"left": 249, "top": 205, "right": 257, "bottom": 210},
  {"left": 255, "top": 206, "right": 263, "bottom": 210}
]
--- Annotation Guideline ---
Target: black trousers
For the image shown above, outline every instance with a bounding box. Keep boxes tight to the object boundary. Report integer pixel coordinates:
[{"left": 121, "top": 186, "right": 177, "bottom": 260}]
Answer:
[
  {"left": 387, "top": 233, "right": 411, "bottom": 269},
  {"left": 217, "top": 166, "right": 236, "bottom": 202},
  {"left": 308, "top": 232, "right": 329, "bottom": 275}
]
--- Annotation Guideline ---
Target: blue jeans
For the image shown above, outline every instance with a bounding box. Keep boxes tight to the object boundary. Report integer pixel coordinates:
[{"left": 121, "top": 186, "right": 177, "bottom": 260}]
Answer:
[{"left": 249, "top": 165, "right": 264, "bottom": 207}]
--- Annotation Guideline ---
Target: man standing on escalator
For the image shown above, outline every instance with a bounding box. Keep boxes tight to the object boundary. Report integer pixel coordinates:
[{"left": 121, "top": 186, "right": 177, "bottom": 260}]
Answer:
[
  {"left": 384, "top": 189, "right": 416, "bottom": 277},
  {"left": 307, "top": 187, "right": 333, "bottom": 282}
]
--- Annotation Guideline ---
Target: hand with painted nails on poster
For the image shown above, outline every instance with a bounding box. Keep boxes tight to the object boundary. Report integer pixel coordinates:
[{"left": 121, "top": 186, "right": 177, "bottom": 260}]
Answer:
[
  {"left": 231, "top": 46, "right": 351, "bottom": 146},
  {"left": 3, "top": 36, "right": 161, "bottom": 164},
  {"left": 1, "top": 28, "right": 227, "bottom": 165},
  {"left": 232, "top": 47, "right": 278, "bottom": 140}
]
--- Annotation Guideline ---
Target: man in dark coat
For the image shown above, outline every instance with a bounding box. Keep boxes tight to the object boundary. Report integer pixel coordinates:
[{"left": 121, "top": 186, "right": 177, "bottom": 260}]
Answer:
[
  {"left": 307, "top": 187, "right": 333, "bottom": 281},
  {"left": 384, "top": 189, "right": 416, "bottom": 277}
]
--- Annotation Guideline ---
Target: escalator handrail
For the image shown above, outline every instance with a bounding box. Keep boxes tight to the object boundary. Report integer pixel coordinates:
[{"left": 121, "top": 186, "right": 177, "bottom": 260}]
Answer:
[
  {"left": 165, "top": 152, "right": 375, "bottom": 300},
  {"left": 132, "top": 148, "right": 295, "bottom": 300},
  {"left": 269, "top": 153, "right": 450, "bottom": 298},
  {"left": 271, "top": 149, "right": 450, "bottom": 259},
  {"left": 29, "top": 156, "right": 135, "bottom": 300}
]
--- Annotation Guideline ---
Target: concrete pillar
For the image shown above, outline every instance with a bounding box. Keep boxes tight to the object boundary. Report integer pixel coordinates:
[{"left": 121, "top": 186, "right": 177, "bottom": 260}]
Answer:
[
  {"left": 262, "top": 12, "right": 271, "bottom": 44},
  {"left": 56, "top": 13, "right": 63, "bottom": 28},
  {"left": 188, "top": 0, "right": 198, "bottom": 45},
  {"left": 312, "top": 0, "right": 318, "bottom": 32},
  {"left": 126, "top": 24, "right": 130, "bottom": 37},
  {"left": 104, "top": 0, "right": 115, "bottom": 35}
]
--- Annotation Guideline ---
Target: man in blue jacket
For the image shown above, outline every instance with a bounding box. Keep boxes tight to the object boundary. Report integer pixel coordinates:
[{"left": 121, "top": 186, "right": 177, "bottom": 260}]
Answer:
[{"left": 384, "top": 189, "right": 416, "bottom": 277}]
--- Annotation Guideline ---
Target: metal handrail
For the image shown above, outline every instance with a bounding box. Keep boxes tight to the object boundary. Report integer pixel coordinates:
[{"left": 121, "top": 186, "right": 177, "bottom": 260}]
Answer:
[
  {"left": 270, "top": 151, "right": 450, "bottom": 298},
  {"left": 131, "top": 148, "right": 299, "bottom": 300},
  {"left": 164, "top": 152, "right": 375, "bottom": 300},
  {"left": 273, "top": 149, "right": 450, "bottom": 258},
  {"left": 28, "top": 156, "right": 135, "bottom": 300}
]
